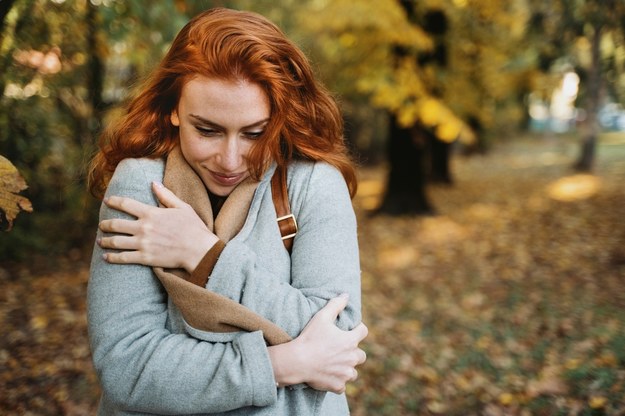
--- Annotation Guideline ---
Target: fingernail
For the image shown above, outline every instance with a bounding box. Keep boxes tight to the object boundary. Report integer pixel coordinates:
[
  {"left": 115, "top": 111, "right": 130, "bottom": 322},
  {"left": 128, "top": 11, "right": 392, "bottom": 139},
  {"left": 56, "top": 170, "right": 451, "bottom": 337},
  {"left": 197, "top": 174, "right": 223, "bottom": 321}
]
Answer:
[
  {"left": 103, "top": 197, "right": 109, "bottom": 204},
  {"left": 96, "top": 237, "right": 101, "bottom": 246},
  {"left": 339, "top": 293, "right": 349, "bottom": 299},
  {"left": 101, "top": 253, "right": 108, "bottom": 262},
  {"left": 152, "top": 181, "right": 164, "bottom": 188}
]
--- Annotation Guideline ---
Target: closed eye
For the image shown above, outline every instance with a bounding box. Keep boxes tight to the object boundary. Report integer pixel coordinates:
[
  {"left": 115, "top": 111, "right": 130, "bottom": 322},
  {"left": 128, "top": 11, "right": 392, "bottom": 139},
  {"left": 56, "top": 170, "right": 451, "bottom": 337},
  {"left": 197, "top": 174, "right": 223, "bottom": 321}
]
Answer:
[
  {"left": 196, "top": 126, "right": 220, "bottom": 137},
  {"left": 243, "top": 130, "right": 264, "bottom": 139}
]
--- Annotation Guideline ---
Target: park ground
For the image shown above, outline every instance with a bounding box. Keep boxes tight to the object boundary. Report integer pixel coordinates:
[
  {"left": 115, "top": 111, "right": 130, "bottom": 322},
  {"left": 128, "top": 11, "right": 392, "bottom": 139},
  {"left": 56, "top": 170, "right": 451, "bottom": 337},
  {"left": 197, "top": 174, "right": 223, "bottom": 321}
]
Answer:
[{"left": 1, "top": 133, "right": 625, "bottom": 415}]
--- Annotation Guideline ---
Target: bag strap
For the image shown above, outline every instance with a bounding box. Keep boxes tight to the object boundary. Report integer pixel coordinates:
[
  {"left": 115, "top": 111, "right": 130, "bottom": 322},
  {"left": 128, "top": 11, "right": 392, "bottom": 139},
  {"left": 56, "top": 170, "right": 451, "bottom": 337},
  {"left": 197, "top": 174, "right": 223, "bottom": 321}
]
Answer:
[{"left": 271, "top": 164, "right": 297, "bottom": 254}]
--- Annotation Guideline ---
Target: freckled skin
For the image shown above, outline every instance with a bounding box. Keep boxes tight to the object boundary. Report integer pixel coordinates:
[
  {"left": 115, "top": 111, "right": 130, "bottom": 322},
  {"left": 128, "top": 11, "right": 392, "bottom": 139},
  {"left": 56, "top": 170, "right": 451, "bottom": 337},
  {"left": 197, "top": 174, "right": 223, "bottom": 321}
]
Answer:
[{"left": 171, "top": 77, "right": 271, "bottom": 197}]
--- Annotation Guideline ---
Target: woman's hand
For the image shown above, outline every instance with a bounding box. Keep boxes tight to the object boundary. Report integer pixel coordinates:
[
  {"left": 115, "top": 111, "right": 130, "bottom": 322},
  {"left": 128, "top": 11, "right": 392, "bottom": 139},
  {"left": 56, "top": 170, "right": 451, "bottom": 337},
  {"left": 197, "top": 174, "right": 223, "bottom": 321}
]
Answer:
[
  {"left": 98, "top": 182, "right": 219, "bottom": 273},
  {"left": 269, "top": 294, "right": 368, "bottom": 394}
]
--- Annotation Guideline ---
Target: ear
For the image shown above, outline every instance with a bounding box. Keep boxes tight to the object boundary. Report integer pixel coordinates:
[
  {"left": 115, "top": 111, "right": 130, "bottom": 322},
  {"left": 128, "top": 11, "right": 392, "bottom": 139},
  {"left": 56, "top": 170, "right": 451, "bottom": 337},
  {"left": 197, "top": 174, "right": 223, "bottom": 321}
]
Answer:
[{"left": 171, "top": 109, "right": 180, "bottom": 126}]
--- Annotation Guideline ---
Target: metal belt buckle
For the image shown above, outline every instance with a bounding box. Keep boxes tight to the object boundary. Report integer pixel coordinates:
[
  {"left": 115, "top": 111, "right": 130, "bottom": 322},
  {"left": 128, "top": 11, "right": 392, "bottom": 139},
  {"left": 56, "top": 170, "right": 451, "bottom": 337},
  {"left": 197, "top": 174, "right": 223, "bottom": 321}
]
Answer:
[{"left": 277, "top": 213, "right": 298, "bottom": 240}]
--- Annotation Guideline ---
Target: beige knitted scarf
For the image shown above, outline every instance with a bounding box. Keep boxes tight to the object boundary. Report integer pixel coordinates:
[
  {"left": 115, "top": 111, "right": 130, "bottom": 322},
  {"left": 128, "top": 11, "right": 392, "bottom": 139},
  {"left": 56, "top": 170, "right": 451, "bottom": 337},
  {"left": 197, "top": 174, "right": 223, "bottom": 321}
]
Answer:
[{"left": 152, "top": 146, "right": 291, "bottom": 345}]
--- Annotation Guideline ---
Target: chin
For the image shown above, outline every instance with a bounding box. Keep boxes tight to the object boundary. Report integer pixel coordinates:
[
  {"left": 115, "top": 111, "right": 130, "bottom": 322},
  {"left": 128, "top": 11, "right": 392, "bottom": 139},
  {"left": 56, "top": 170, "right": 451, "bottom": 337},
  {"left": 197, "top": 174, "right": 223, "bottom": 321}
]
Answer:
[{"left": 206, "top": 185, "right": 234, "bottom": 198}]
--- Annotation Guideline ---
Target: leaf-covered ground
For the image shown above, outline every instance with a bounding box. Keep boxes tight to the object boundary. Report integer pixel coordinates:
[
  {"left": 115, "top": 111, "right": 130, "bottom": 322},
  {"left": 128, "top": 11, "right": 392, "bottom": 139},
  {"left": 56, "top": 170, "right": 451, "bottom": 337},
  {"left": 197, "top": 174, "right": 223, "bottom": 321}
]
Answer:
[
  {"left": 351, "top": 134, "right": 625, "bottom": 415},
  {"left": 1, "top": 134, "right": 624, "bottom": 415}
]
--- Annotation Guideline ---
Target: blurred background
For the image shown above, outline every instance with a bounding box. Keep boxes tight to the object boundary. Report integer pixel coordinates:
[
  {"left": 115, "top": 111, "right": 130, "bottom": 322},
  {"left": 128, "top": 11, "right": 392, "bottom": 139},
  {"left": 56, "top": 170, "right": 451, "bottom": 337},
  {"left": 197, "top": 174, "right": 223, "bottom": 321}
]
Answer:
[{"left": 1, "top": 0, "right": 624, "bottom": 414}]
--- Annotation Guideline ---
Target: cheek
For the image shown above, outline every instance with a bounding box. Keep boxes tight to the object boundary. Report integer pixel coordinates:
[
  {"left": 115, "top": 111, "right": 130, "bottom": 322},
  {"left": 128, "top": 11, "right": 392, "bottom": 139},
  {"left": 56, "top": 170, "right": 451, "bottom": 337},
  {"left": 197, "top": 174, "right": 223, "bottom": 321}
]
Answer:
[
  {"left": 241, "top": 141, "right": 254, "bottom": 160},
  {"left": 179, "top": 133, "right": 212, "bottom": 163},
  {"left": 187, "top": 144, "right": 213, "bottom": 164}
]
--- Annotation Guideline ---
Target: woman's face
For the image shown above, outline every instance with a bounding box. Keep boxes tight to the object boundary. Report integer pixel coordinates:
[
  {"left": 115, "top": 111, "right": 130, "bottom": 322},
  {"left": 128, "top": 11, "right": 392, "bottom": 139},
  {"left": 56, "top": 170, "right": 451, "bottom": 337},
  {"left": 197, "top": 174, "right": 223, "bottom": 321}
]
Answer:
[{"left": 172, "top": 76, "right": 270, "bottom": 197}]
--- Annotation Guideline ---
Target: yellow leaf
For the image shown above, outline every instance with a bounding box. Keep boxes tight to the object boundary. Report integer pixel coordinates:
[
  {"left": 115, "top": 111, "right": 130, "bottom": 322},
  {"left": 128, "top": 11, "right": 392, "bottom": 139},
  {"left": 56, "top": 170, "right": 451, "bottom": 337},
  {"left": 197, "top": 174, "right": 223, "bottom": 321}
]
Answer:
[
  {"left": 498, "top": 392, "right": 515, "bottom": 406},
  {"left": 426, "top": 400, "right": 448, "bottom": 414},
  {"left": 436, "top": 121, "right": 462, "bottom": 143},
  {"left": 339, "top": 33, "right": 357, "bottom": 47},
  {"left": 31, "top": 315, "right": 48, "bottom": 330},
  {"left": 397, "top": 107, "right": 419, "bottom": 127},
  {"left": 589, "top": 396, "right": 607, "bottom": 409},
  {"left": 419, "top": 98, "right": 442, "bottom": 127},
  {"left": 565, "top": 358, "right": 581, "bottom": 370},
  {"left": 0, "top": 155, "right": 33, "bottom": 230},
  {"left": 526, "top": 376, "right": 568, "bottom": 398},
  {"left": 414, "top": 366, "right": 439, "bottom": 383}
]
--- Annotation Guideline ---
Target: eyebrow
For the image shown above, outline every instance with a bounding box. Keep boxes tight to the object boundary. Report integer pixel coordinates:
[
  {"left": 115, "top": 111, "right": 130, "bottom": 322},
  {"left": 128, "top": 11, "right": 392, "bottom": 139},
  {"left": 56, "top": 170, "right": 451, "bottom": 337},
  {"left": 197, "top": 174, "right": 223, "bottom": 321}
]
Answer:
[{"left": 189, "top": 114, "right": 269, "bottom": 130}]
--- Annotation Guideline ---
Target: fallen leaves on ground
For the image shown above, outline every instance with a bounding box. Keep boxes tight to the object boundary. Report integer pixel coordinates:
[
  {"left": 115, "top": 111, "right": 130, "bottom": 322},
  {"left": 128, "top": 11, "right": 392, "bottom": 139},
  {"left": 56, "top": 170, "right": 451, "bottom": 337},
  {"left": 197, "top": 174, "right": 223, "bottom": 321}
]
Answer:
[
  {"left": 349, "top": 135, "right": 625, "bottom": 415},
  {"left": 1, "top": 135, "right": 624, "bottom": 415},
  {"left": 0, "top": 257, "right": 99, "bottom": 415}
]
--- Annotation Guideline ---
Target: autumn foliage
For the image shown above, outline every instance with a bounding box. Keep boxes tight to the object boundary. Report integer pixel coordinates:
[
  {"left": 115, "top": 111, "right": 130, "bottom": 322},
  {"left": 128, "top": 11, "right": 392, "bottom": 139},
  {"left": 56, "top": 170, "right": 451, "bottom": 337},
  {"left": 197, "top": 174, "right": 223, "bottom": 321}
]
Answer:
[
  {"left": 0, "top": 155, "right": 32, "bottom": 231},
  {"left": 2, "top": 0, "right": 625, "bottom": 414},
  {"left": 2, "top": 136, "right": 624, "bottom": 414},
  {"left": 350, "top": 136, "right": 625, "bottom": 415}
]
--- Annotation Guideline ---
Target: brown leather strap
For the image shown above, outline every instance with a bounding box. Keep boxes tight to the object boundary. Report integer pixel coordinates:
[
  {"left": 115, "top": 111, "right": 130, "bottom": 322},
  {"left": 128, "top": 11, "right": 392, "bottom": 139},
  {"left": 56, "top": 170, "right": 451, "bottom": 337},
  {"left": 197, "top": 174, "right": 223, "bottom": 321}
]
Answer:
[
  {"left": 189, "top": 240, "right": 226, "bottom": 287},
  {"left": 271, "top": 164, "right": 297, "bottom": 253}
]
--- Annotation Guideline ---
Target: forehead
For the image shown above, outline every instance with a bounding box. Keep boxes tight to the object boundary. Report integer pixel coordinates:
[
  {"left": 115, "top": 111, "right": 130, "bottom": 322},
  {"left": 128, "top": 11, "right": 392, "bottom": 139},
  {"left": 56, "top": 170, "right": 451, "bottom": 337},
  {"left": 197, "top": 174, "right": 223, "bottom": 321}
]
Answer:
[
  {"left": 178, "top": 76, "right": 270, "bottom": 126},
  {"left": 181, "top": 76, "right": 267, "bottom": 105}
]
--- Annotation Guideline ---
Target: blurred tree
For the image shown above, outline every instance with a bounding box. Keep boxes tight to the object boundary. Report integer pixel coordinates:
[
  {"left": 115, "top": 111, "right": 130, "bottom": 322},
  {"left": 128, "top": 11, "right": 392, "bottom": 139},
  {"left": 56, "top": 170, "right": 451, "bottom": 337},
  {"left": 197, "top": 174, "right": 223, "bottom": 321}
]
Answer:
[
  {"left": 1, "top": 0, "right": 88, "bottom": 259},
  {"left": 0, "top": 0, "right": 187, "bottom": 262},
  {"left": 0, "top": 0, "right": 18, "bottom": 42},
  {"left": 438, "top": 0, "right": 533, "bottom": 142},
  {"left": 296, "top": 0, "right": 530, "bottom": 214},
  {"left": 527, "top": 0, "right": 625, "bottom": 171},
  {"left": 295, "top": 0, "right": 450, "bottom": 214},
  {"left": 378, "top": 1, "right": 446, "bottom": 214},
  {"left": 569, "top": 0, "right": 624, "bottom": 171},
  {"left": 6, "top": 0, "right": 609, "bottom": 259}
]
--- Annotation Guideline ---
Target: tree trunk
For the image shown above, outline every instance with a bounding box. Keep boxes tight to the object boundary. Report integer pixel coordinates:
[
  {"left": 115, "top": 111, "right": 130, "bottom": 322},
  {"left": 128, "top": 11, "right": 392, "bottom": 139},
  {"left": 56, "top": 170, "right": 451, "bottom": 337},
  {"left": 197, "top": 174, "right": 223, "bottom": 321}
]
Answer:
[
  {"left": 428, "top": 133, "right": 453, "bottom": 184},
  {"left": 0, "top": 0, "right": 18, "bottom": 34},
  {"left": 0, "top": 0, "right": 27, "bottom": 97},
  {"left": 575, "top": 23, "right": 602, "bottom": 171},
  {"left": 86, "top": 0, "right": 105, "bottom": 140},
  {"left": 377, "top": 115, "right": 434, "bottom": 215}
]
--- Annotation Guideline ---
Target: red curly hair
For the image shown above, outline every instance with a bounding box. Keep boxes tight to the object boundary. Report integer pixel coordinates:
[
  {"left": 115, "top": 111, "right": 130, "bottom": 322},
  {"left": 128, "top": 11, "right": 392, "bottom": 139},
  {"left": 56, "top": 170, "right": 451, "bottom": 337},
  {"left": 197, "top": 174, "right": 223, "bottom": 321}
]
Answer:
[{"left": 88, "top": 7, "right": 356, "bottom": 199}]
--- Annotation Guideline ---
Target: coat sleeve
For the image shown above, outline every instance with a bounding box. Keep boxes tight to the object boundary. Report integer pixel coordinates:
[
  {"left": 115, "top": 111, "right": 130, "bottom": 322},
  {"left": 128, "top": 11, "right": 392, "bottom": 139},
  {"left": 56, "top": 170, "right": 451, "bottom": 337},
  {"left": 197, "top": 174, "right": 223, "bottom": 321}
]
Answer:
[
  {"left": 87, "top": 159, "right": 277, "bottom": 414},
  {"left": 207, "top": 162, "right": 362, "bottom": 338}
]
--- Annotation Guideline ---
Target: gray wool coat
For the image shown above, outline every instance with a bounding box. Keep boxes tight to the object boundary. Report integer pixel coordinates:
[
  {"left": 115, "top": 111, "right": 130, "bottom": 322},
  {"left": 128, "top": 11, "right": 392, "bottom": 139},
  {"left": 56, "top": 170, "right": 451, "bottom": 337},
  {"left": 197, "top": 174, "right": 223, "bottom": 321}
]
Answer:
[{"left": 87, "top": 157, "right": 362, "bottom": 415}]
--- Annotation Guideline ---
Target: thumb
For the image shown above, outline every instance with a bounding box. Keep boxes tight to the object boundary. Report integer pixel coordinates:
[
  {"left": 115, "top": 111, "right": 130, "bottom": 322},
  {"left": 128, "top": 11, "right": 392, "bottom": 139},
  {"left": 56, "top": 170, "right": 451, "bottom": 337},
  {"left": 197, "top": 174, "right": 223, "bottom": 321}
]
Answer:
[
  {"left": 318, "top": 293, "right": 349, "bottom": 321},
  {"left": 152, "top": 181, "right": 185, "bottom": 208}
]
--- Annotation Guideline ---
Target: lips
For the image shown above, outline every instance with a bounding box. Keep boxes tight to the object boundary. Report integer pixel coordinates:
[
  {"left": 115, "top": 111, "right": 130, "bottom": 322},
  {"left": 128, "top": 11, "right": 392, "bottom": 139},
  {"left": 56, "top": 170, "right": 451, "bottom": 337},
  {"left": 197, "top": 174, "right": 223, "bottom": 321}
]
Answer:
[{"left": 209, "top": 170, "right": 245, "bottom": 187}]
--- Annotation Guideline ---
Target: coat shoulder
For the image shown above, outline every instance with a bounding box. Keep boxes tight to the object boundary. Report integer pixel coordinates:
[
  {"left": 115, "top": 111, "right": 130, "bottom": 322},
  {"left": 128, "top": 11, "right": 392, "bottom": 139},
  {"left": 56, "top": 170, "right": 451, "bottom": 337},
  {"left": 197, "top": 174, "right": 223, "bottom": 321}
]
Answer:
[{"left": 105, "top": 157, "right": 165, "bottom": 201}]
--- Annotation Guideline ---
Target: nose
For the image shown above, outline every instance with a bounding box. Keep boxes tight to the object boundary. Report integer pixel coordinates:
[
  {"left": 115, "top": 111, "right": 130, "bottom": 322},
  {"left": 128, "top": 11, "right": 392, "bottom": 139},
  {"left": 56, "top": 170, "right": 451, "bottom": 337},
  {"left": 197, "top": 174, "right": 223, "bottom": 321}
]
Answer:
[{"left": 217, "top": 136, "right": 242, "bottom": 171}]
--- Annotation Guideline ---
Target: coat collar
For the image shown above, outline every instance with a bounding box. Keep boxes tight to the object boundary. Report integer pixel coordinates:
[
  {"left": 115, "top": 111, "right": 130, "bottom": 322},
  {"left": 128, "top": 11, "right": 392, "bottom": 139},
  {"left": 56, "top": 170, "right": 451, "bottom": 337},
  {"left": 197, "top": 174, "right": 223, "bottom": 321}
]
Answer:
[{"left": 162, "top": 146, "right": 261, "bottom": 243}]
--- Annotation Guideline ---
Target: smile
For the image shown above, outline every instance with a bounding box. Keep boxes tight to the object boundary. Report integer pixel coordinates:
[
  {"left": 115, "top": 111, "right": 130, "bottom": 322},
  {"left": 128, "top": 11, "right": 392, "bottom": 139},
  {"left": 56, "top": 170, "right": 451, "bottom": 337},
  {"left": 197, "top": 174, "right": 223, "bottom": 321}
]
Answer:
[{"left": 209, "top": 170, "right": 245, "bottom": 186}]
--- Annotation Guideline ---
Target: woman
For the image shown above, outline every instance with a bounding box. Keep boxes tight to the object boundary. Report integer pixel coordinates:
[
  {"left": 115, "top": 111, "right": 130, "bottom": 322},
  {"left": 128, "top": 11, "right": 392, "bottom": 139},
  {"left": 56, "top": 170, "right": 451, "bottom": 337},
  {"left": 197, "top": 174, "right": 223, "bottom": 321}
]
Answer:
[{"left": 88, "top": 7, "right": 366, "bottom": 415}]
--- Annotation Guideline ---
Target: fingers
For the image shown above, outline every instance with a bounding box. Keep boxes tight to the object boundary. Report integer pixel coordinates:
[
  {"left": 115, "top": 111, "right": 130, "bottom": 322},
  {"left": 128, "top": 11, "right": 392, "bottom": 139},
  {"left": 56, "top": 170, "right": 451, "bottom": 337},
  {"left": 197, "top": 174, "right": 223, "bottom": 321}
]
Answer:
[
  {"left": 104, "top": 196, "right": 150, "bottom": 218},
  {"left": 358, "top": 348, "right": 367, "bottom": 365},
  {"left": 324, "top": 351, "right": 364, "bottom": 394},
  {"left": 352, "top": 322, "right": 369, "bottom": 343},
  {"left": 103, "top": 183, "right": 186, "bottom": 219},
  {"left": 99, "top": 218, "right": 139, "bottom": 235},
  {"left": 350, "top": 367, "right": 359, "bottom": 382},
  {"left": 102, "top": 250, "right": 148, "bottom": 265},
  {"left": 151, "top": 181, "right": 186, "bottom": 209},
  {"left": 317, "top": 293, "right": 349, "bottom": 321},
  {"left": 333, "top": 367, "right": 358, "bottom": 394},
  {"left": 98, "top": 235, "right": 140, "bottom": 251}
]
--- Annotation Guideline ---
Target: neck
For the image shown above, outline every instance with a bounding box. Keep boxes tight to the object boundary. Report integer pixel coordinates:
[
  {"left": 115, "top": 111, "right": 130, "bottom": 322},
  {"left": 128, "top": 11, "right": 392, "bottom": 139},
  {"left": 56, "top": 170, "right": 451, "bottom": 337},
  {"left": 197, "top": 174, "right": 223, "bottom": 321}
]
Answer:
[{"left": 208, "top": 191, "right": 227, "bottom": 218}]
